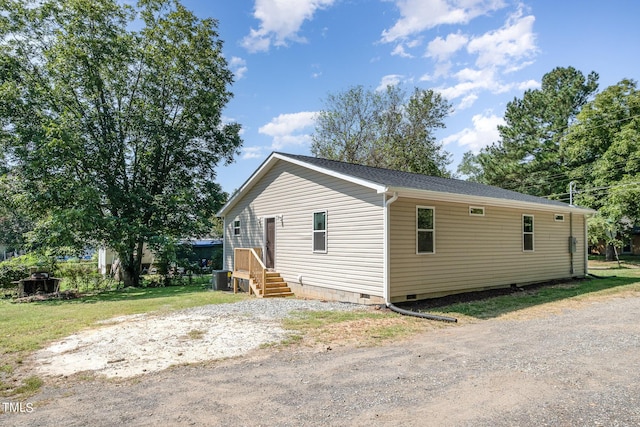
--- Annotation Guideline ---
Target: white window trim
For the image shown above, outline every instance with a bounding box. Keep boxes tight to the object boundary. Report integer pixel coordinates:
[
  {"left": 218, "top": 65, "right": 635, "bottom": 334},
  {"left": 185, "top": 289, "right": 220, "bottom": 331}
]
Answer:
[
  {"left": 523, "top": 214, "right": 534, "bottom": 252},
  {"left": 469, "top": 206, "right": 485, "bottom": 216},
  {"left": 554, "top": 214, "right": 565, "bottom": 222},
  {"left": 233, "top": 219, "right": 241, "bottom": 236},
  {"left": 416, "top": 205, "right": 435, "bottom": 255},
  {"left": 312, "top": 210, "right": 327, "bottom": 254}
]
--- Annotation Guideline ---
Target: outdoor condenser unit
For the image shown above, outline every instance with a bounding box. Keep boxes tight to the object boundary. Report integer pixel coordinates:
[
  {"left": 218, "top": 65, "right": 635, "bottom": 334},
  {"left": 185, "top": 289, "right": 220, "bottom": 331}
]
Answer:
[{"left": 212, "top": 270, "right": 230, "bottom": 291}]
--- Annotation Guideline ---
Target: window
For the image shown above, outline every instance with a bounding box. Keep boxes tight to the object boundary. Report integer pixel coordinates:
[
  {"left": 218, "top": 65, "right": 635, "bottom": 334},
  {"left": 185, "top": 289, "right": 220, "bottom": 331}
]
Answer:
[
  {"left": 313, "top": 211, "right": 327, "bottom": 253},
  {"left": 417, "top": 206, "right": 435, "bottom": 254},
  {"left": 554, "top": 214, "right": 565, "bottom": 222},
  {"left": 523, "top": 215, "right": 534, "bottom": 251},
  {"left": 469, "top": 206, "right": 485, "bottom": 216},
  {"left": 233, "top": 219, "right": 241, "bottom": 236}
]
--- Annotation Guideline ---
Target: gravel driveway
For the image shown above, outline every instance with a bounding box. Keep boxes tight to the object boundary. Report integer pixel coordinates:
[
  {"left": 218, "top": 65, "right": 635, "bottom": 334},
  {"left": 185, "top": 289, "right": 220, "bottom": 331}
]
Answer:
[{"left": 4, "top": 294, "right": 640, "bottom": 426}]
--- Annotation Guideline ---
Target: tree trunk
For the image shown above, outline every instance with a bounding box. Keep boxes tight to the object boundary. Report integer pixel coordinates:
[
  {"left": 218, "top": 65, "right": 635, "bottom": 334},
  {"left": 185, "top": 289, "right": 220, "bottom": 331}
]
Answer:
[
  {"left": 605, "top": 243, "right": 621, "bottom": 266},
  {"left": 119, "top": 241, "right": 144, "bottom": 287},
  {"left": 606, "top": 244, "right": 615, "bottom": 262}
]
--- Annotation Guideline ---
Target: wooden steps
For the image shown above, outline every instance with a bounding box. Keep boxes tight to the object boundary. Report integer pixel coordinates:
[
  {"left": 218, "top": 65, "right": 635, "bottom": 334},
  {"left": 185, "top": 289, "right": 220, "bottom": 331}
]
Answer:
[
  {"left": 261, "top": 272, "right": 294, "bottom": 298},
  {"left": 245, "top": 271, "right": 293, "bottom": 298}
]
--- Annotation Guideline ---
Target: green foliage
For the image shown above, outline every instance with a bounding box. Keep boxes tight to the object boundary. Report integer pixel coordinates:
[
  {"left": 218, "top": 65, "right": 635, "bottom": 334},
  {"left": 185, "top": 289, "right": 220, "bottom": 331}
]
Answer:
[
  {"left": 0, "top": 175, "right": 33, "bottom": 251},
  {"left": 0, "top": 253, "right": 57, "bottom": 288},
  {"left": 0, "top": 0, "right": 241, "bottom": 287},
  {"left": 57, "top": 259, "right": 114, "bottom": 292},
  {"left": 456, "top": 151, "right": 484, "bottom": 181},
  {"left": 472, "top": 66, "right": 599, "bottom": 197},
  {"left": 562, "top": 79, "right": 640, "bottom": 213},
  {"left": 0, "top": 261, "right": 29, "bottom": 289},
  {"left": 311, "top": 84, "right": 453, "bottom": 176}
]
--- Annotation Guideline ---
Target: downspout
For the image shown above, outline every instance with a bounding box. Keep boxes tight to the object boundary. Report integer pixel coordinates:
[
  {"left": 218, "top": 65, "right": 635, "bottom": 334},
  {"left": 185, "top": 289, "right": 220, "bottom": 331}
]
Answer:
[
  {"left": 570, "top": 212, "right": 574, "bottom": 275},
  {"left": 383, "top": 191, "right": 399, "bottom": 305},
  {"left": 584, "top": 213, "right": 590, "bottom": 276},
  {"left": 220, "top": 215, "right": 227, "bottom": 271},
  {"left": 383, "top": 191, "right": 457, "bottom": 323}
]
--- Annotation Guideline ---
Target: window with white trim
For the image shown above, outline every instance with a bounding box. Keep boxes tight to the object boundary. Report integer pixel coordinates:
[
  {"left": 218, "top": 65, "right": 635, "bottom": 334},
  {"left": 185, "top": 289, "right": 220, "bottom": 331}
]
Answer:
[
  {"left": 469, "top": 206, "right": 485, "bottom": 216},
  {"left": 523, "top": 215, "right": 534, "bottom": 251},
  {"left": 313, "top": 211, "right": 327, "bottom": 253},
  {"left": 417, "top": 206, "right": 435, "bottom": 254},
  {"left": 233, "top": 219, "right": 241, "bottom": 236},
  {"left": 554, "top": 214, "right": 565, "bottom": 222}
]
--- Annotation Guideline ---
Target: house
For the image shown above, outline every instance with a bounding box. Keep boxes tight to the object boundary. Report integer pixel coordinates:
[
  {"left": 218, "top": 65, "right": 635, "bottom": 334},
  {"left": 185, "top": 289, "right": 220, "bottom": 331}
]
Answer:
[
  {"left": 0, "top": 243, "right": 21, "bottom": 262},
  {"left": 97, "top": 239, "right": 223, "bottom": 275},
  {"left": 217, "top": 152, "right": 595, "bottom": 305}
]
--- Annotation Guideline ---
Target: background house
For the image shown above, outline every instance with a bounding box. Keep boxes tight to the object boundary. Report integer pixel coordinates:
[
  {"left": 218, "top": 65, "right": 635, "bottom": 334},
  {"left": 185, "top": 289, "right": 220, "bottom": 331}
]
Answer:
[
  {"left": 98, "top": 239, "right": 223, "bottom": 275},
  {"left": 218, "top": 153, "right": 595, "bottom": 304}
]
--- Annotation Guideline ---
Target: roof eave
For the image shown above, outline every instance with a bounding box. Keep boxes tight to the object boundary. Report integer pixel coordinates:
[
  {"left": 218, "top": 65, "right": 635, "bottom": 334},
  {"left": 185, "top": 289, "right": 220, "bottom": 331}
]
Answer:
[
  {"left": 217, "top": 153, "right": 279, "bottom": 217},
  {"left": 217, "top": 152, "right": 387, "bottom": 217},
  {"left": 384, "top": 187, "right": 596, "bottom": 214}
]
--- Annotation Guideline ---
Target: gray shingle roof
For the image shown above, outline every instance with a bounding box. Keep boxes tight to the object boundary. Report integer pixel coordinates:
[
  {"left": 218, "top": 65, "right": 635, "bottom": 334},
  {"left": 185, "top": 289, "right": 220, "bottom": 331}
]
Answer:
[{"left": 278, "top": 153, "right": 578, "bottom": 210}]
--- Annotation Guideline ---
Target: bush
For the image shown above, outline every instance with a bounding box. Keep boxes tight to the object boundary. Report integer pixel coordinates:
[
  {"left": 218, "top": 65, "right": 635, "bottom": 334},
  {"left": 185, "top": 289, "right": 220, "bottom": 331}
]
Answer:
[
  {"left": 0, "top": 254, "right": 57, "bottom": 289},
  {"left": 0, "top": 263, "right": 28, "bottom": 289},
  {"left": 57, "top": 260, "right": 113, "bottom": 292}
]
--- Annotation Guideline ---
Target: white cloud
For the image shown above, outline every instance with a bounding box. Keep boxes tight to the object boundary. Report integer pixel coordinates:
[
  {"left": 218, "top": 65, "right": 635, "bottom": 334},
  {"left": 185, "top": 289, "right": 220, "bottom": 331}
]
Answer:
[
  {"left": 467, "top": 10, "right": 537, "bottom": 69},
  {"left": 258, "top": 111, "right": 317, "bottom": 149},
  {"left": 426, "top": 32, "right": 469, "bottom": 62},
  {"left": 229, "top": 57, "right": 248, "bottom": 80},
  {"left": 242, "top": 146, "right": 264, "bottom": 160},
  {"left": 391, "top": 44, "right": 413, "bottom": 58},
  {"left": 376, "top": 74, "right": 404, "bottom": 91},
  {"left": 518, "top": 79, "right": 540, "bottom": 90},
  {"left": 436, "top": 63, "right": 538, "bottom": 101},
  {"left": 442, "top": 113, "right": 504, "bottom": 152},
  {"left": 457, "top": 93, "right": 479, "bottom": 110},
  {"left": 419, "top": 72, "right": 433, "bottom": 82},
  {"left": 242, "top": 0, "right": 335, "bottom": 52},
  {"left": 437, "top": 67, "right": 500, "bottom": 99},
  {"left": 381, "top": 0, "right": 506, "bottom": 43}
]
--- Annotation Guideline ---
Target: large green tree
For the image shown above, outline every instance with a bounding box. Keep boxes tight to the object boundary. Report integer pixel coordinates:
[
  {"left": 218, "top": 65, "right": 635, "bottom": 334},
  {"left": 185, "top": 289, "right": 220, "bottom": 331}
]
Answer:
[
  {"left": 0, "top": 174, "right": 33, "bottom": 252},
  {"left": 311, "top": 85, "right": 453, "bottom": 177},
  {"left": 561, "top": 79, "right": 640, "bottom": 257},
  {"left": 0, "top": 0, "right": 241, "bottom": 285},
  {"left": 460, "top": 67, "right": 598, "bottom": 197}
]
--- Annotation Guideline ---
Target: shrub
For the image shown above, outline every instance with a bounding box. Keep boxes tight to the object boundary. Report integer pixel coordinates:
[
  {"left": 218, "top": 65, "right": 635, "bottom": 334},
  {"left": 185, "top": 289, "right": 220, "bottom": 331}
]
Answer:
[
  {"left": 0, "top": 254, "right": 57, "bottom": 289},
  {"left": 57, "top": 259, "right": 112, "bottom": 292}
]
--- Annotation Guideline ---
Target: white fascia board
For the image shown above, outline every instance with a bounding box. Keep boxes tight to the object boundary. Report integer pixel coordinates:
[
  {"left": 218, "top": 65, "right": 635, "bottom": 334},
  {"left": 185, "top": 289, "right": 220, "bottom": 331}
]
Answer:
[
  {"left": 386, "top": 187, "right": 596, "bottom": 214},
  {"left": 276, "top": 154, "right": 387, "bottom": 193},
  {"left": 217, "top": 153, "right": 279, "bottom": 217},
  {"left": 217, "top": 153, "right": 387, "bottom": 217}
]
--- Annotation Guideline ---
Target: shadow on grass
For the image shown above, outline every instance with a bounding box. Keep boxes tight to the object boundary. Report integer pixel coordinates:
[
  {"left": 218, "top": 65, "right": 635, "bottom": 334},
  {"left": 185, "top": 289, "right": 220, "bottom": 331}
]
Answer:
[
  {"left": 397, "top": 273, "right": 640, "bottom": 320},
  {"left": 33, "top": 282, "right": 216, "bottom": 306}
]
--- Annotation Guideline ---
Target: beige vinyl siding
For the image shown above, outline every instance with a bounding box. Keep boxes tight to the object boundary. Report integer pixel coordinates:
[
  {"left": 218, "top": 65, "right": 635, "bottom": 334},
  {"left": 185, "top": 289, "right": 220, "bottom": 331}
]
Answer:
[
  {"left": 224, "top": 160, "right": 385, "bottom": 296},
  {"left": 389, "top": 197, "right": 585, "bottom": 301}
]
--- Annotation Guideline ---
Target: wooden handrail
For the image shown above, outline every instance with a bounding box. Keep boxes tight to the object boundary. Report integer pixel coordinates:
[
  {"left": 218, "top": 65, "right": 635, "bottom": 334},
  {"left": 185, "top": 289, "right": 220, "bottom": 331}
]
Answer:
[{"left": 234, "top": 248, "right": 266, "bottom": 296}]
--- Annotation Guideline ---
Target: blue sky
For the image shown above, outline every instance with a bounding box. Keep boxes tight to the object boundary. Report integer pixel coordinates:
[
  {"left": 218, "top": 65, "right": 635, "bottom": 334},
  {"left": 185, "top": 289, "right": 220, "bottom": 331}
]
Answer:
[{"left": 180, "top": 0, "right": 640, "bottom": 195}]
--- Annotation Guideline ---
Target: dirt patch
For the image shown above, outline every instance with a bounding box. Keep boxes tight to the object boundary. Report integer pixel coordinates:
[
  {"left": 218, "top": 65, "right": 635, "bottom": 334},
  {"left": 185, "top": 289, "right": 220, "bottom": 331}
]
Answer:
[{"left": 32, "top": 311, "right": 289, "bottom": 379}]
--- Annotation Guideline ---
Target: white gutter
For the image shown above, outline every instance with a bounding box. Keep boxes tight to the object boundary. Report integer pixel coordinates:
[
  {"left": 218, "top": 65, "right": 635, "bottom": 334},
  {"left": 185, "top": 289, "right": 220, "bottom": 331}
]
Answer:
[
  {"left": 382, "top": 186, "right": 596, "bottom": 215},
  {"left": 383, "top": 191, "right": 399, "bottom": 305}
]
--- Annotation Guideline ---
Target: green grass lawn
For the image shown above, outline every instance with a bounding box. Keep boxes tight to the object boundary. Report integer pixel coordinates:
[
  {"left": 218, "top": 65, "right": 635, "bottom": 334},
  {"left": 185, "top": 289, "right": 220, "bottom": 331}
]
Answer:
[
  {"left": 0, "top": 284, "right": 246, "bottom": 399},
  {"left": 418, "top": 268, "right": 640, "bottom": 319}
]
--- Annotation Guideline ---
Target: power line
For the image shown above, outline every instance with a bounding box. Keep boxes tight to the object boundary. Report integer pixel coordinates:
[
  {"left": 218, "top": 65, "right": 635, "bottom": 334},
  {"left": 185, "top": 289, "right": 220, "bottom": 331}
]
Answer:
[{"left": 550, "top": 181, "right": 640, "bottom": 203}]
